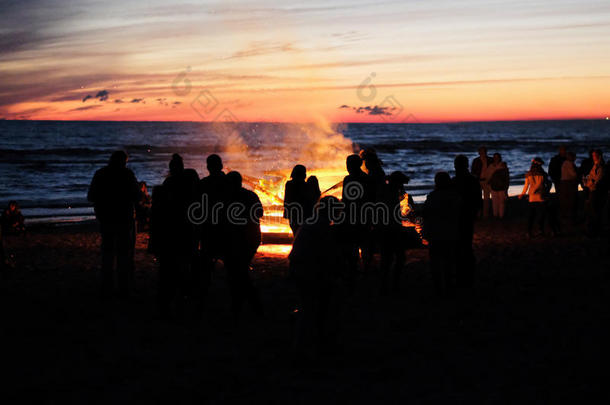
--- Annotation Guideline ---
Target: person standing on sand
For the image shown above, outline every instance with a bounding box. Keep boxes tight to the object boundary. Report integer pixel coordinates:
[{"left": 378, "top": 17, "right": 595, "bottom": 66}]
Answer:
[
  {"left": 196, "top": 154, "right": 228, "bottom": 311},
  {"left": 579, "top": 150, "right": 594, "bottom": 199},
  {"left": 584, "top": 149, "right": 607, "bottom": 237},
  {"left": 471, "top": 146, "right": 493, "bottom": 218},
  {"left": 1, "top": 201, "right": 26, "bottom": 235},
  {"left": 548, "top": 146, "right": 567, "bottom": 192},
  {"left": 359, "top": 148, "right": 385, "bottom": 272},
  {"left": 284, "top": 165, "right": 313, "bottom": 235},
  {"left": 224, "top": 171, "right": 264, "bottom": 318},
  {"left": 378, "top": 171, "right": 410, "bottom": 294},
  {"left": 289, "top": 196, "right": 343, "bottom": 357},
  {"left": 559, "top": 151, "right": 579, "bottom": 224},
  {"left": 306, "top": 175, "right": 321, "bottom": 213},
  {"left": 423, "top": 172, "right": 461, "bottom": 295},
  {"left": 341, "top": 154, "right": 372, "bottom": 287},
  {"left": 488, "top": 153, "right": 510, "bottom": 219},
  {"left": 153, "top": 154, "right": 199, "bottom": 318},
  {"left": 452, "top": 155, "right": 482, "bottom": 289},
  {"left": 88, "top": 151, "right": 140, "bottom": 298},
  {"left": 519, "top": 157, "right": 554, "bottom": 237}
]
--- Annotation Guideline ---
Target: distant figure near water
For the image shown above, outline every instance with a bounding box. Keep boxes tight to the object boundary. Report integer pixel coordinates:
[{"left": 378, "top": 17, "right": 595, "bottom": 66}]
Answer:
[
  {"left": 88, "top": 151, "right": 140, "bottom": 298},
  {"left": 548, "top": 146, "right": 567, "bottom": 192},
  {"left": 487, "top": 153, "right": 510, "bottom": 219},
  {"left": 519, "top": 157, "right": 554, "bottom": 237},
  {"left": 559, "top": 151, "right": 579, "bottom": 224},
  {"left": 584, "top": 149, "right": 607, "bottom": 237},
  {"left": 471, "top": 146, "right": 493, "bottom": 218},
  {"left": 1, "top": 201, "right": 25, "bottom": 235}
]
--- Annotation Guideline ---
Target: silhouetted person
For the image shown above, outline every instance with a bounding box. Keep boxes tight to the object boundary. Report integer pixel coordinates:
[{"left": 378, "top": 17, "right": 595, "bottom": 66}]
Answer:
[
  {"left": 307, "top": 176, "right": 321, "bottom": 211},
  {"left": 452, "top": 155, "right": 482, "bottom": 289},
  {"left": 196, "top": 154, "right": 227, "bottom": 311},
  {"left": 471, "top": 146, "right": 493, "bottom": 217},
  {"left": 289, "top": 196, "right": 343, "bottom": 357},
  {"left": 579, "top": 150, "right": 594, "bottom": 198},
  {"left": 1, "top": 201, "right": 25, "bottom": 235},
  {"left": 559, "top": 151, "right": 578, "bottom": 224},
  {"left": 423, "top": 172, "right": 461, "bottom": 295},
  {"left": 284, "top": 165, "right": 315, "bottom": 235},
  {"left": 359, "top": 148, "right": 385, "bottom": 270},
  {"left": 154, "top": 154, "right": 199, "bottom": 318},
  {"left": 548, "top": 146, "right": 567, "bottom": 192},
  {"left": 584, "top": 150, "right": 607, "bottom": 237},
  {"left": 341, "top": 154, "right": 371, "bottom": 285},
  {"left": 519, "top": 158, "right": 554, "bottom": 237},
  {"left": 135, "top": 181, "right": 152, "bottom": 232},
  {"left": 224, "top": 171, "right": 264, "bottom": 318},
  {"left": 378, "top": 171, "right": 410, "bottom": 294},
  {"left": 87, "top": 151, "right": 140, "bottom": 298},
  {"left": 360, "top": 148, "right": 386, "bottom": 200},
  {"left": 488, "top": 153, "right": 510, "bottom": 219}
]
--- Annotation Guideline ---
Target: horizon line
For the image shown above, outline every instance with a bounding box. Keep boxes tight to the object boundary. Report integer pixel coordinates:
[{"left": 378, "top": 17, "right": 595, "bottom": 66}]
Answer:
[{"left": 1, "top": 116, "right": 608, "bottom": 125}]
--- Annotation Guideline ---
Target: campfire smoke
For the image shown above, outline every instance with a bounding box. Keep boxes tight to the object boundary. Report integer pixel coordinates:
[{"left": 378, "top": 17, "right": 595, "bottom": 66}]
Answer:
[{"left": 207, "top": 120, "right": 354, "bottom": 237}]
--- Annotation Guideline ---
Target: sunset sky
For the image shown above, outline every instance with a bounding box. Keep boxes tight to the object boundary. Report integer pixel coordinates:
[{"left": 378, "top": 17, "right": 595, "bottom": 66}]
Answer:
[{"left": 1, "top": 0, "right": 610, "bottom": 122}]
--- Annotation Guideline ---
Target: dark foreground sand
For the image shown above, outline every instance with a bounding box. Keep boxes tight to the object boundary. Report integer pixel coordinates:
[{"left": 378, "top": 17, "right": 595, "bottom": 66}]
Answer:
[{"left": 1, "top": 197, "right": 609, "bottom": 403}]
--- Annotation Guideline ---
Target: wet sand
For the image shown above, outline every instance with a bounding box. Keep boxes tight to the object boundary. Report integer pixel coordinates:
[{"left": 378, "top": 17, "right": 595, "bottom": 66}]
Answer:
[{"left": 1, "top": 197, "right": 608, "bottom": 403}]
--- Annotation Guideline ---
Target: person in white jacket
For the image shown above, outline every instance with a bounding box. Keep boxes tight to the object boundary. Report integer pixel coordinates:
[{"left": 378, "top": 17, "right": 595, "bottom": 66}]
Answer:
[{"left": 519, "top": 157, "right": 551, "bottom": 237}]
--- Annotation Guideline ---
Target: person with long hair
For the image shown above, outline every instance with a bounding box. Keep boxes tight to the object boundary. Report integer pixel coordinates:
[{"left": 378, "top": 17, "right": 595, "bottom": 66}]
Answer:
[
  {"left": 284, "top": 164, "right": 311, "bottom": 235},
  {"left": 519, "top": 157, "right": 552, "bottom": 237}
]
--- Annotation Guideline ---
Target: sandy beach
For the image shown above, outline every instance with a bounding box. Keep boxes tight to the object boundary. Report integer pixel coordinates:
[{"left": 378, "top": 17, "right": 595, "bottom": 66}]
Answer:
[{"left": 1, "top": 196, "right": 608, "bottom": 403}]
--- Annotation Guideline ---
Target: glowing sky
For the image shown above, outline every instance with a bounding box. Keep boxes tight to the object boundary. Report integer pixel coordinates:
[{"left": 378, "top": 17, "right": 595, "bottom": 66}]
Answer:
[{"left": 1, "top": 0, "right": 610, "bottom": 122}]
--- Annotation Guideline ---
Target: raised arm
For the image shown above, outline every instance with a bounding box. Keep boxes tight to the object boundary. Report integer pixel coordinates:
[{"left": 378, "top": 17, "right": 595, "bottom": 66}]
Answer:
[{"left": 519, "top": 176, "right": 530, "bottom": 199}]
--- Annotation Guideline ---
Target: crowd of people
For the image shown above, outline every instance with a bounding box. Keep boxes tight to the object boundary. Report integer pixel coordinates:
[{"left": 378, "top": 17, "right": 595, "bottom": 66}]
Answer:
[{"left": 84, "top": 146, "right": 609, "bottom": 353}]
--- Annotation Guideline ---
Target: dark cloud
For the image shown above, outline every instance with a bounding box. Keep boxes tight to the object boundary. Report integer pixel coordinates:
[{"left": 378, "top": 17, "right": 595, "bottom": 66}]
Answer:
[
  {"left": 82, "top": 89, "right": 109, "bottom": 102},
  {"left": 69, "top": 105, "right": 102, "bottom": 112},
  {"left": 339, "top": 105, "right": 394, "bottom": 116},
  {"left": 131, "top": 98, "right": 144, "bottom": 103},
  {"left": 173, "top": 101, "right": 181, "bottom": 105},
  {"left": 95, "top": 90, "right": 109, "bottom": 101},
  {"left": 114, "top": 99, "right": 123, "bottom": 103}
]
